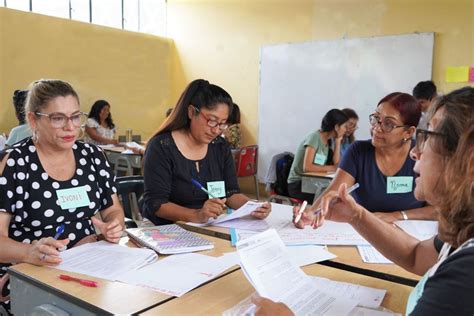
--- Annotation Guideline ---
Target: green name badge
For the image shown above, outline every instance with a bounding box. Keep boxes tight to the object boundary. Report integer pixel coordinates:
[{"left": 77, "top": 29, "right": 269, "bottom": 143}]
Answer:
[
  {"left": 313, "top": 153, "right": 327, "bottom": 165},
  {"left": 207, "top": 181, "right": 226, "bottom": 198},
  {"left": 56, "top": 186, "right": 91, "bottom": 210},
  {"left": 387, "top": 176, "right": 413, "bottom": 194}
]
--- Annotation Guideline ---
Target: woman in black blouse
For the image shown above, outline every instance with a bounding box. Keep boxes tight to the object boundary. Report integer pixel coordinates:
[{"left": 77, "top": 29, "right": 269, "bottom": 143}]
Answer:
[
  {"left": 0, "top": 79, "right": 124, "bottom": 315},
  {"left": 140, "top": 79, "right": 271, "bottom": 225}
]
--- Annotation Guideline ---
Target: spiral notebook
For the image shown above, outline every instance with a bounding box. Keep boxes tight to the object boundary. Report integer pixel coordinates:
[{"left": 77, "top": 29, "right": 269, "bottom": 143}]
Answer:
[{"left": 126, "top": 224, "right": 214, "bottom": 254}]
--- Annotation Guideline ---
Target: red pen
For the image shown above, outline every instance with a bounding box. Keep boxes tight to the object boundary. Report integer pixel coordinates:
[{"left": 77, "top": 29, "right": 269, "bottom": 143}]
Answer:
[{"left": 59, "top": 274, "right": 99, "bottom": 287}]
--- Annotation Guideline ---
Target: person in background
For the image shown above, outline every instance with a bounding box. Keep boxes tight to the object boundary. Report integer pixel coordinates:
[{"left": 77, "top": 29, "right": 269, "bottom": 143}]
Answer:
[
  {"left": 295, "top": 92, "right": 435, "bottom": 224},
  {"left": 84, "top": 99, "right": 118, "bottom": 145},
  {"left": 0, "top": 79, "right": 125, "bottom": 315},
  {"left": 287, "top": 109, "right": 349, "bottom": 203},
  {"left": 140, "top": 79, "right": 271, "bottom": 225},
  {"left": 222, "top": 103, "right": 241, "bottom": 149},
  {"left": 413, "top": 80, "right": 437, "bottom": 129},
  {"left": 5, "top": 90, "right": 31, "bottom": 147},
  {"left": 255, "top": 87, "right": 474, "bottom": 316},
  {"left": 340, "top": 108, "right": 359, "bottom": 157}
]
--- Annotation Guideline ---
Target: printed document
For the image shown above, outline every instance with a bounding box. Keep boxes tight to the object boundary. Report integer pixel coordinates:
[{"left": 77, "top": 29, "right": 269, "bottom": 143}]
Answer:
[{"left": 237, "top": 229, "right": 358, "bottom": 315}]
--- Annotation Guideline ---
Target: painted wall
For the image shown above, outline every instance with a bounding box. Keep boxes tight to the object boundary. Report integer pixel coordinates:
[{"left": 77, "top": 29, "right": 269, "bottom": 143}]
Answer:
[
  {"left": 167, "top": 0, "right": 473, "bottom": 147},
  {"left": 0, "top": 7, "right": 178, "bottom": 139}
]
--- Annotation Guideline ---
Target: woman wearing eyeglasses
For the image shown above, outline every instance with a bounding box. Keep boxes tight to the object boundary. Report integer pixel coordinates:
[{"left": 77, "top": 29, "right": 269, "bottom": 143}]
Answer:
[
  {"left": 295, "top": 92, "right": 435, "bottom": 226},
  {"left": 0, "top": 79, "right": 125, "bottom": 315},
  {"left": 139, "top": 79, "right": 271, "bottom": 225},
  {"left": 253, "top": 87, "right": 474, "bottom": 316}
]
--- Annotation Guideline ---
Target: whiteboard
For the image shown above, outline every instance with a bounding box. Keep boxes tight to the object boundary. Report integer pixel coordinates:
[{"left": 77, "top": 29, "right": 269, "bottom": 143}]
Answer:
[{"left": 258, "top": 33, "right": 433, "bottom": 180}]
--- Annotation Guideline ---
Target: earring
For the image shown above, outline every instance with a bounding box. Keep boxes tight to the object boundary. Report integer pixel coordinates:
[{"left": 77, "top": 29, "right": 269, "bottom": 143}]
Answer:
[
  {"left": 403, "top": 138, "right": 408, "bottom": 143},
  {"left": 32, "top": 129, "right": 38, "bottom": 143}
]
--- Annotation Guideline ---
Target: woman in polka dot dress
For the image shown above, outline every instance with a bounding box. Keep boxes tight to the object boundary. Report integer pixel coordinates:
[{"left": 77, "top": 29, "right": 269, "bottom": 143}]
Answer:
[{"left": 0, "top": 79, "right": 125, "bottom": 315}]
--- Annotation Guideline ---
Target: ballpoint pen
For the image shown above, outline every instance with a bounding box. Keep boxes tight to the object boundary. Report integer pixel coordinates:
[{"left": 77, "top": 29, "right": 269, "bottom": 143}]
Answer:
[
  {"left": 59, "top": 274, "right": 98, "bottom": 287},
  {"left": 313, "top": 182, "right": 360, "bottom": 216},
  {"left": 294, "top": 200, "right": 308, "bottom": 223},
  {"left": 191, "top": 178, "right": 218, "bottom": 199},
  {"left": 54, "top": 224, "right": 65, "bottom": 240}
]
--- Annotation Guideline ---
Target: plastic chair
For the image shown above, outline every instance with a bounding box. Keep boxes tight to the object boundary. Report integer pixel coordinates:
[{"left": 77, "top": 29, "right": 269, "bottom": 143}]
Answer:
[
  {"left": 235, "top": 145, "right": 259, "bottom": 200},
  {"left": 116, "top": 175, "right": 144, "bottom": 228},
  {"left": 114, "top": 156, "right": 133, "bottom": 176}
]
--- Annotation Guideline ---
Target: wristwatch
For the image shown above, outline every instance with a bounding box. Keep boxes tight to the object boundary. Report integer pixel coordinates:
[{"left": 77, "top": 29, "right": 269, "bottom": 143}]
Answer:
[{"left": 400, "top": 210, "right": 408, "bottom": 220}]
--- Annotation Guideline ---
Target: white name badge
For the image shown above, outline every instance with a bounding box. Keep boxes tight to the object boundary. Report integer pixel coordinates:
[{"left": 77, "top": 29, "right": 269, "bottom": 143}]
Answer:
[
  {"left": 207, "top": 181, "right": 226, "bottom": 198},
  {"left": 313, "top": 153, "right": 327, "bottom": 165},
  {"left": 386, "top": 176, "right": 413, "bottom": 194},
  {"left": 56, "top": 186, "right": 91, "bottom": 210}
]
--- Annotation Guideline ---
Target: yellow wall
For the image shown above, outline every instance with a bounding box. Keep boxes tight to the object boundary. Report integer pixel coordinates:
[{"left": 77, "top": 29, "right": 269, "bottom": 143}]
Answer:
[
  {"left": 168, "top": 0, "right": 474, "bottom": 146},
  {"left": 0, "top": 7, "right": 178, "bottom": 139}
]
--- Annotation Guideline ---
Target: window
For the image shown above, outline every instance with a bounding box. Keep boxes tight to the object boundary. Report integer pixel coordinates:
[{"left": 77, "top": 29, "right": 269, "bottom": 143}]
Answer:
[
  {"left": 91, "top": 0, "right": 121, "bottom": 29},
  {"left": 123, "top": 0, "right": 139, "bottom": 32},
  {"left": 70, "top": 0, "right": 90, "bottom": 22},
  {"left": 6, "top": 0, "right": 30, "bottom": 11},
  {"left": 33, "top": 0, "right": 69, "bottom": 19},
  {"left": 140, "top": 0, "right": 166, "bottom": 36}
]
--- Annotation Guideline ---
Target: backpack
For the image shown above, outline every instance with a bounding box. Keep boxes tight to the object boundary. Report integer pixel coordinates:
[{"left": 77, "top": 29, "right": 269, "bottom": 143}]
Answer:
[{"left": 272, "top": 154, "right": 294, "bottom": 196}]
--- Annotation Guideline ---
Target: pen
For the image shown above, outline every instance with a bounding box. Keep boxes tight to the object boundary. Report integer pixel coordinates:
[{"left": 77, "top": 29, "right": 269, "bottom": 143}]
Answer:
[
  {"left": 313, "top": 182, "right": 360, "bottom": 216},
  {"left": 191, "top": 178, "right": 218, "bottom": 199},
  {"left": 54, "top": 224, "right": 65, "bottom": 240},
  {"left": 294, "top": 200, "right": 308, "bottom": 223},
  {"left": 59, "top": 274, "right": 98, "bottom": 287}
]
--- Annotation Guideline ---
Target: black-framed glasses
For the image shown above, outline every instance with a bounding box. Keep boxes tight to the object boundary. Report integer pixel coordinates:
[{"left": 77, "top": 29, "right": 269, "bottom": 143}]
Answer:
[
  {"left": 193, "top": 106, "right": 229, "bottom": 130},
  {"left": 35, "top": 112, "right": 88, "bottom": 129},
  {"left": 369, "top": 114, "right": 408, "bottom": 133},
  {"left": 414, "top": 128, "right": 445, "bottom": 153}
]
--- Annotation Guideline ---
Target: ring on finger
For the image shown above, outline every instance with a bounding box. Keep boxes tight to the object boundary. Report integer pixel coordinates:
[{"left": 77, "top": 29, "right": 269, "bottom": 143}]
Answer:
[{"left": 40, "top": 253, "right": 46, "bottom": 261}]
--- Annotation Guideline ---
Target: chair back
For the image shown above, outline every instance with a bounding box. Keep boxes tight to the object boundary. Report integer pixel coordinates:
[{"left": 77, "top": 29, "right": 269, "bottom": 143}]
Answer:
[
  {"left": 235, "top": 145, "right": 258, "bottom": 177},
  {"left": 114, "top": 156, "right": 133, "bottom": 176},
  {"left": 116, "top": 175, "right": 144, "bottom": 228}
]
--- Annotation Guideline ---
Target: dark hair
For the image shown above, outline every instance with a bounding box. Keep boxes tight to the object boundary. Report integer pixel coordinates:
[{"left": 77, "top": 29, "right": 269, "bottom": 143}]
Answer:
[
  {"left": 433, "top": 87, "right": 474, "bottom": 247},
  {"left": 165, "top": 107, "right": 174, "bottom": 117},
  {"left": 228, "top": 103, "right": 241, "bottom": 125},
  {"left": 155, "top": 79, "right": 233, "bottom": 136},
  {"left": 377, "top": 92, "right": 421, "bottom": 127},
  {"left": 321, "top": 109, "right": 348, "bottom": 132},
  {"left": 412, "top": 80, "right": 437, "bottom": 101},
  {"left": 12, "top": 89, "right": 28, "bottom": 124},
  {"left": 341, "top": 108, "right": 358, "bottom": 120},
  {"left": 88, "top": 100, "right": 115, "bottom": 129}
]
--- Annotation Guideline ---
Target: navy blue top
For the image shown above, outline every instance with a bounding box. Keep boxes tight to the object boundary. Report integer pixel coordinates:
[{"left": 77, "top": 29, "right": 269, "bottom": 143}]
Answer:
[
  {"left": 139, "top": 131, "right": 240, "bottom": 225},
  {"left": 339, "top": 140, "right": 425, "bottom": 212}
]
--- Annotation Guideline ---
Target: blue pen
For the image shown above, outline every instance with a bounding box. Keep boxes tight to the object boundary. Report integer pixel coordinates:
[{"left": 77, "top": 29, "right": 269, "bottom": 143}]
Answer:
[
  {"left": 191, "top": 178, "right": 218, "bottom": 199},
  {"left": 313, "top": 182, "right": 360, "bottom": 216},
  {"left": 54, "top": 224, "right": 65, "bottom": 239}
]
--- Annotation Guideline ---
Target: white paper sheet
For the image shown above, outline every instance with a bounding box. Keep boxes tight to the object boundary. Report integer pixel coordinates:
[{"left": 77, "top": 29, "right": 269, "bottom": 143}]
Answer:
[
  {"left": 394, "top": 220, "right": 438, "bottom": 241},
  {"left": 187, "top": 201, "right": 264, "bottom": 227},
  {"left": 348, "top": 307, "right": 397, "bottom": 316},
  {"left": 287, "top": 245, "right": 336, "bottom": 267},
  {"left": 237, "top": 229, "right": 358, "bottom": 315},
  {"left": 213, "top": 217, "right": 270, "bottom": 231},
  {"left": 53, "top": 241, "right": 158, "bottom": 281},
  {"left": 117, "top": 253, "right": 238, "bottom": 297},
  {"left": 357, "top": 246, "right": 393, "bottom": 264}
]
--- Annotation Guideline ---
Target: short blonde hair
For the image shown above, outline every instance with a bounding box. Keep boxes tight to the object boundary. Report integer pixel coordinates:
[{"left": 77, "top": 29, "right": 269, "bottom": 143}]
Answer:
[{"left": 25, "top": 79, "right": 79, "bottom": 122}]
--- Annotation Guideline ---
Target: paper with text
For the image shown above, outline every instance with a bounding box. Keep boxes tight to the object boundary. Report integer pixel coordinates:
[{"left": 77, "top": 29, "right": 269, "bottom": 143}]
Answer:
[
  {"left": 187, "top": 201, "right": 264, "bottom": 227},
  {"left": 357, "top": 246, "right": 392, "bottom": 264},
  {"left": 394, "top": 220, "right": 438, "bottom": 241},
  {"left": 237, "top": 229, "right": 358, "bottom": 315}
]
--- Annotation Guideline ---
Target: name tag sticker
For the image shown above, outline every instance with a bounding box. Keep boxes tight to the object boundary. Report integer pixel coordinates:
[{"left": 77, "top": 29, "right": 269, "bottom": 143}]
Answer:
[
  {"left": 56, "top": 186, "right": 90, "bottom": 210},
  {"left": 313, "top": 153, "right": 327, "bottom": 165},
  {"left": 387, "top": 176, "right": 413, "bottom": 194},
  {"left": 207, "top": 181, "right": 226, "bottom": 198}
]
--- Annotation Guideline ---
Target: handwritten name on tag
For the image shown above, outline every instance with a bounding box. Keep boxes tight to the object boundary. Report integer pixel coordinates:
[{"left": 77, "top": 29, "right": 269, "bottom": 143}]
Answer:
[
  {"left": 56, "top": 186, "right": 91, "bottom": 210},
  {"left": 387, "top": 176, "right": 413, "bottom": 194},
  {"left": 207, "top": 181, "right": 226, "bottom": 198},
  {"left": 313, "top": 153, "right": 327, "bottom": 166}
]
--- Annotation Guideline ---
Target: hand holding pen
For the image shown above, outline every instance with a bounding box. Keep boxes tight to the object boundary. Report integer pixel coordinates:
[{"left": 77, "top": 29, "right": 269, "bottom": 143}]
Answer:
[
  {"left": 28, "top": 224, "right": 69, "bottom": 266},
  {"left": 191, "top": 178, "right": 227, "bottom": 223}
]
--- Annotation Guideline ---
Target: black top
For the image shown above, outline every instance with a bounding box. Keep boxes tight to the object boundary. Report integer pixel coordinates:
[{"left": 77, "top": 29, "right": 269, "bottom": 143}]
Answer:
[
  {"left": 411, "top": 236, "right": 474, "bottom": 315},
  {"left": 0, "top": 138, "right": 117, "bottom": 314},
  {"left": 139, "top": 131, "right": 240, "bottom": 225}
]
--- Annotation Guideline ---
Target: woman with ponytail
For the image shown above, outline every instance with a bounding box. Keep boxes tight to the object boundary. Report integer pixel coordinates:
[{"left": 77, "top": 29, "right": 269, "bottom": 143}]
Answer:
[{"left": 140, "top": 79, "right": 271, "bottom": 225}]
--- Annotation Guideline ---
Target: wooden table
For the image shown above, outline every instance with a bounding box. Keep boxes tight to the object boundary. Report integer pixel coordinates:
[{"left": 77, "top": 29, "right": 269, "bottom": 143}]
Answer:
[
  {"left": 142, "top": 264, "right": 412, "bottom": 315},
  {"left": 8, "top": 234, "right": 238, "bottom": 315},
  {"left": 179, "top": 223, "right": 420, "bottom": 286}
]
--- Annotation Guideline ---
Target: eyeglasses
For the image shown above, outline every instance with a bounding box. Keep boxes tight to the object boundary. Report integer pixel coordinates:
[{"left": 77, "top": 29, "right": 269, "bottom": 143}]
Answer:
[
  {"left": 193, "top": 106, "right": 229, "bottom": 130},
  {"left": 369, "top": 114, "right": 408, "bottom": 133},
  {"left": 35, "top": 112, "right": 88, "bottom": 129},
  {"left": 414, "top": 128, "right": 444, "bottom": 153}
]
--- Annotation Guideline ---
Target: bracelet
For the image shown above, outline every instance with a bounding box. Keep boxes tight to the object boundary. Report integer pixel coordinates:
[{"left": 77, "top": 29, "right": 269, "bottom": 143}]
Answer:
[{"left": 400, "top": 210, "right": 408, "bottom": 220}]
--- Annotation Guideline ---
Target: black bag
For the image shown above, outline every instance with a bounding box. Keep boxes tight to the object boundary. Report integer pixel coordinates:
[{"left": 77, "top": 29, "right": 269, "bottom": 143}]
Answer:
[{"left": 272, "top": 154, "right": 294, "bottom": 196}]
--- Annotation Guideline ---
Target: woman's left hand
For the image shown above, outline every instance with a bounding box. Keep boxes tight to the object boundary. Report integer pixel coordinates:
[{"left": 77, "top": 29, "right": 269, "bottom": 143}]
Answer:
[
  {"left": 92, "top": 217, "right": 123, "bottom": 243},
  {"left": 251, "top": 202, "right": 272, "bottom": 219},
  {"left": 374, "top": 211, "right": 401, "bottom": 224}
]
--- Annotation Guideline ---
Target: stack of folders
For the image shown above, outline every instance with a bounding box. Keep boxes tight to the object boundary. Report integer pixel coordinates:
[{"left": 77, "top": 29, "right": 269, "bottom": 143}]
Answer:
[{"left": 126, "top": 224, "right": 214, "bottom": 254}]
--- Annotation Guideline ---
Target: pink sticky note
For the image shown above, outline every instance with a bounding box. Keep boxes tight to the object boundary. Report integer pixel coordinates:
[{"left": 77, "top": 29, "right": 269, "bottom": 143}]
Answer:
[{"left": 469, "top": 67, "right": 474, "bottom": 82}]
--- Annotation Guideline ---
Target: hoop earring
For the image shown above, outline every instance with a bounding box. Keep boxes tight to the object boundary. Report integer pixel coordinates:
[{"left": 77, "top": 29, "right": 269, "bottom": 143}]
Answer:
[{"left": 32, "top": 129, "right": 38, "bottom": 143}]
